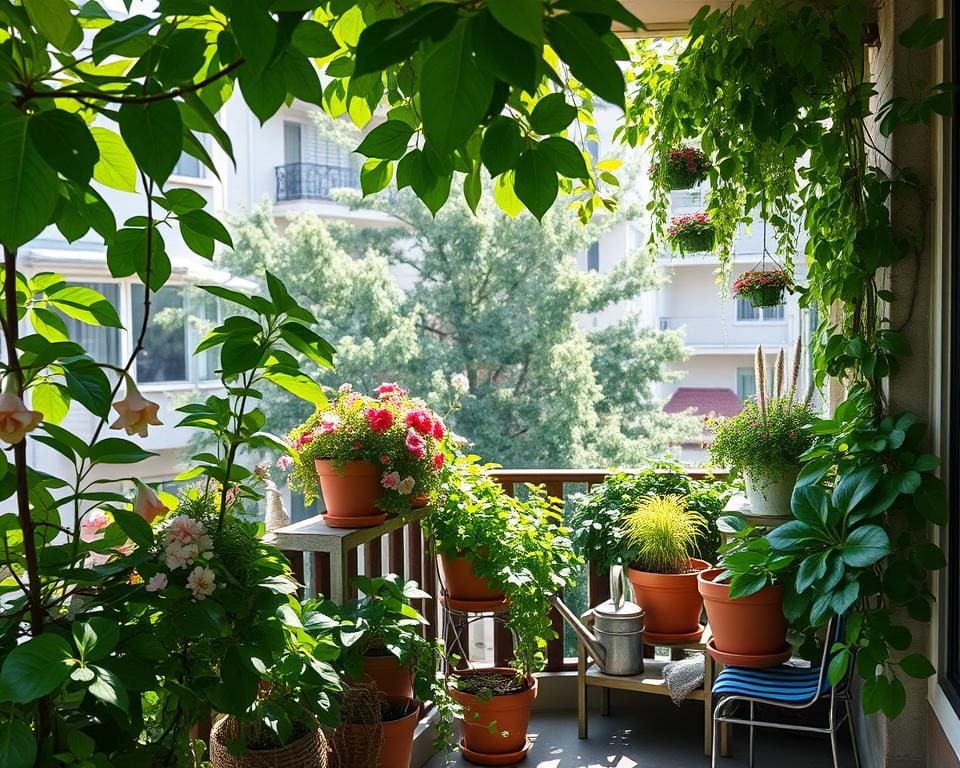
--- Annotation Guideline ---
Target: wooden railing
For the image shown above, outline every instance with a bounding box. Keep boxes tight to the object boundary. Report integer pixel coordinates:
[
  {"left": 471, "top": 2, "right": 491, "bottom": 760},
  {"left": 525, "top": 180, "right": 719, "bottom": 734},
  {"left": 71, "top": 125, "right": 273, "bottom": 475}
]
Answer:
[{"left": 273, "top": 468, "right": 724, "bottom": 673}]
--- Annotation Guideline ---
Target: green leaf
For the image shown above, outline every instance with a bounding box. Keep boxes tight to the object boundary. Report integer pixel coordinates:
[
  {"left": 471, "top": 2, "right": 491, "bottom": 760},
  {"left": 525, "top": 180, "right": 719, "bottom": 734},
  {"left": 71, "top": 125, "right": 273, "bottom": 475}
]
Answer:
[
  {"left": 356, "top": 120, "right": 415, "bottom": 161},
  {"left": 0, "top": 634, "right": 74, "bottom": 703},
  {"left": 91, "top": 127, "right": 137, "bottom": 192},
  {"left": 514, "top": 147, "right": 557, "bottom": 220},
  {"left": 487, "top": 0, "right": 543, "bottom": 45},
  {"left": 471, "top": 10, "right": 538, "bottom": 92},
  {"left": 264, "top": 367, "right": 328, "bottom": 405},
  {"left": 31, "top": 382, "right": 69, "bottom": 425},
  {"left": 900, "top": 653, "right": 936, "bottom": 679},
  {"left": 899, "top": 15, "right": 946, "bottom": 49},
  {"left": 914, "top": 474, "right": 948, "bottom": 524},
  {"left": 881, "top": 676, "right": 906, "bottom": 719},
  {"left": 914, "top": 542, "right": 947, "bottom": 570},
  {"left": 0, "top": 719, "right": 36, "bottom": 768},
  {"left": 117, "top": 100, "right": 184, "bottom": 185},
  {"left": 72, "top": 617, "right": 120, "bottom": 662},
  {"left": 481, "top": 116, "right": 522, "bottom": 176},
  {"left": 767, "top": 519, "right": 818, "bottom": 551},
  {"left": 841, "top": 525, "right": 890, "bottom": 567},
  {"left": 179, "top": 209, "right": 232, "bottom": 246},
  {"left": 292, "top": 20, "right": 340, "bottom": 58},
  {"left": 538, "top": 137, "right": 589, "bottom": 178},
  {"left": 529, "top": 93, "right": 578, "bottom": 134},
  {"left": 832, "top": 464, "right": 881, "bottom": 515},
  {"left": 553, "top": 0, "right": 644, "bottom": 29},
  {"left": 896, "top": 470, "right": 922, "bottom": 494},
  {"left": 493, "top": 171, "right": 524, "bottom": 216},
  {"left": 827, "top": 648, "right": 849, "bottom": 686},
  {"left": 24, "top": 0, "right": 82, "bottom": 52},
  {"left": 360, "top": 159, "right": 393, "bottom": 195},
  {"left": 463, "top": 164, "right": 482, "bottom": 213},
  {"left": 112, "top": 508, "right": 154, "bottom": 549},
  {"left": 239, "top": 61, "right": 288, "bottom": 124},
  {"left": 88, "top": 665, "right": 129, "bottom": 712},
  {"left": 231, "top": 0, "right": 278, "bottom": 74},
  {"left": 48, "top": 285, "right": 123, "bottom": 328},
  {"left": 830, "top": 580, "right": 859, "bottom": 614},
  {"left": 280, "top": 322, "right": 336, "bottom": 369},
  {"left": 545, "top": 14, "right": 625, "bottom": 108},
  {"left": 421, "top": 24, "right": 494, "bottom": 153},
  {"left": 0, "top": 106, "right": 58, "bottom": 250},
  {"left": 89, "top": 438, "right": 156, "bottom": 465},
  {"left": 91, "top": 15, "right": 157, "bottom": 63},
  {"left": 728, "top": 572, "right": 768, "bottom": 598},
  {"left": 28, "top": 109, "right": 98, "bottom": 184},
  {"left": 353, "top": 3, "right": 459, "bottom": 77}
]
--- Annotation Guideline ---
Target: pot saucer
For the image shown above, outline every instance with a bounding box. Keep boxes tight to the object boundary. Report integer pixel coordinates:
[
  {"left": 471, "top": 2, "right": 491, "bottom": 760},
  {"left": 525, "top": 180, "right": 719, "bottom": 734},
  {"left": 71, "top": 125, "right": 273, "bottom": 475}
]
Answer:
[
  {"left": 706, "top": 639, "right": 792, "bottom": 668},
  {"left": 323, "top": 512, "right": 387, "bottom": 528},
  {"left": 441, "top": 595, "right": 510, "bottom": 614},
  {"left": 459, "top": 737, "right": 532, "bottom": 765},
  {"left": 643, "top": 624, "right": 705, "bottom": 645}
]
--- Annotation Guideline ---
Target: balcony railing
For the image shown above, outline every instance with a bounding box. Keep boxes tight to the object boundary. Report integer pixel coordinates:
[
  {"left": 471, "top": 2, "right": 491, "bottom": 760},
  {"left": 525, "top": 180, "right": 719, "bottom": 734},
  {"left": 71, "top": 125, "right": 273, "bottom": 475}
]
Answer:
[
  {"left": 275, "top": 162, "right": 359, "bottom": 202},
  {"left": 659, "top": 315, "right": 789, "bottom": 348}
]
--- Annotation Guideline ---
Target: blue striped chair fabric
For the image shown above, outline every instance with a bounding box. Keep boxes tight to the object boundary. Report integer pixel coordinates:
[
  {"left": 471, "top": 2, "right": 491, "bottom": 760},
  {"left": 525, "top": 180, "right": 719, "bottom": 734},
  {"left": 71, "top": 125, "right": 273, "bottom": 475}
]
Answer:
[{"left": 713, "top": 665, "right": 830, "bottom": 704}]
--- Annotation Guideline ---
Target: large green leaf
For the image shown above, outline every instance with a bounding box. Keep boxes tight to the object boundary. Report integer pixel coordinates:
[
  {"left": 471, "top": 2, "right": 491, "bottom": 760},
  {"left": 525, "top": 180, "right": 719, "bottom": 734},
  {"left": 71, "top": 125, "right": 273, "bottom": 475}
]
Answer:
[
  {"left": 545, "top": 14, "right": 625, "bottom": 108},
  {"left": 487, "top": 0, "right": 543, "bottom": 45},
  {"left": 230, "top": 0, "right": 278, "bottom": 74},
  {"left": 538, "top": 137, "right": 589, "bottom": 179},
  {"left": 292, "top": 20, "right": 340, "bottom": 57},
  {"left": 841, "top": 525, "right": 890, "bottom": 567},
  {"left": 471, "top": 10, "right": 538, "bottom": 92},
  {"left": 553, "top": 0, "right": 644, "bottom": 29},
  {"left": 48, "top": 285, "right": 123, "bottom": 328},
  {"left": 88, "top": 665, "right": 129, "bottom": 712},
  {"left": 91, "top": 128, "right": 137, "bottom": 192},
  {"left": 28, "top": 109, "right": 99, "bottom": 184},
  {"left": 63, "top": 359, "right": 112, "bottom": 418},
  {"left": 357, "top": 120, "right": 415, "bottom": 161},
  {"left": 264, "top": 367, "right": 328, "bottom": 405},
  {"left": 481, "top": 116, "right": 522, "bottom": 176},
  {"left": 0, "top": 719, "right": 36, "bottom": 768},
  {"left": 117, "top": 100, "right": 184, "bottom": 185},
  {"left": 529, "top": 93, "right": 578, "bottom": 134},
  {"left": 353, "top": 3, "right": 459, "bottom": 77},
  {"left": 72, "top": 617, "right": 120, "bottom": 662},
  {"left": 0, "top": 634, "right": 74, "bottom": 703},
  {"left": 112, "top": 508, "right": 154, "bottom": 549},
  {"left": 0, "top": 106, "right": 58, "bottom": 250},
  {"left": 514, "top": 147, "right": 557, "bottom": 220},
  {"left": 89, "top": 438, "right": 157, "bottom": 465},
  {"left": 421, "top": 24, "right": 494, "bottom": 153},
  {"left": 24, "top": 0, "right": 82, "bottom": 52}
]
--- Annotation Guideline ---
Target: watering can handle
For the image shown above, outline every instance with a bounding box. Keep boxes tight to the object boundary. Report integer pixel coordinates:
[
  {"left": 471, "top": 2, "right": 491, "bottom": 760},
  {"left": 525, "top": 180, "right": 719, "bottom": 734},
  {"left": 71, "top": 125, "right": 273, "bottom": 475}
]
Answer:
[{"left": 610, "top": 564, "right": 624, "bottom": 610}]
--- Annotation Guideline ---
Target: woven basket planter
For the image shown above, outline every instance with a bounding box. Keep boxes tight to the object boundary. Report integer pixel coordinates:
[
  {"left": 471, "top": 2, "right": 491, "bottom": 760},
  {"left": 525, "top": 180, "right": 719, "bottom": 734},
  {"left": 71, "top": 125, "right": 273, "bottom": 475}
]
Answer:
[
  {"left": 671, "top": 228, "right": 715, "bottom": 255},
  {"left": 739, "top": 284, "right": 785, "bottom": 308},
  {"left": 210, "top": 717, "right": 329, "bottom": 768},
  {"left": 665, "top": 166, "right": 706, "bottom": 190}
]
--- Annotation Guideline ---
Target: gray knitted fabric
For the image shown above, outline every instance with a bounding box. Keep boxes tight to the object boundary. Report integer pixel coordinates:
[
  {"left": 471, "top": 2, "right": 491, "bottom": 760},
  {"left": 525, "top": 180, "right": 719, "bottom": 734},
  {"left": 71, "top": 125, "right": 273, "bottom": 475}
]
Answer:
[{"left": 663, "top": 655, "right": 705, "bottom": 705}]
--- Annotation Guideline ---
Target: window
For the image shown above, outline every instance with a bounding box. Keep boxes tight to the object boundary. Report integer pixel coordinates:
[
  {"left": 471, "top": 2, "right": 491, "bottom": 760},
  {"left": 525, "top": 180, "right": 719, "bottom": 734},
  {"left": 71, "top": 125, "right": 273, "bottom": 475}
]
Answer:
[
  {"left": 736, "top": 367, "right": 757, "bottom": 400},
  {"left": 172, "top": 152, "right": 202, "bottom": 179},
  {"left": 587, "top": 242, "right": 600, "bottom": 272},
  {"left": 131, "top": 285, "right": 188, "bottom": 384},
  {"left": 57, "top": 282, "right": 122, "bottom": 366},
  {"left": 195, "top": 292, "right": 222, "bottom": 381},
  {"left": 284, "top": 121, "right": 302, "bottom": 165},
  {"left": 736, "top": 298, "right": 785, "bottom": 321}
]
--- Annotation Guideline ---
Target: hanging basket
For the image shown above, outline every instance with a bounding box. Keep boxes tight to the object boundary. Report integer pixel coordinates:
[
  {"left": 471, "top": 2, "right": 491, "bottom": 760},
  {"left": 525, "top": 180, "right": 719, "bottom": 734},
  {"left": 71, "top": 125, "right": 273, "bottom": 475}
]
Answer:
[
  {"left": 670, "top": 227, "right": 715, "bottom": 255},
  {"left": 665, "top": 166, "right": 706, "bottom": 190},
  {"left": 651, "top": 146, "right": 711, "bottom": 190},
  {"left": 210, "top": 717, "right": 329, "bottom": 768},
  {"left": 732, "top": 268, "right": 790, "bottom": 308},
  {"left": 741, "top": 284, "right": 785, "bottom": 308}
]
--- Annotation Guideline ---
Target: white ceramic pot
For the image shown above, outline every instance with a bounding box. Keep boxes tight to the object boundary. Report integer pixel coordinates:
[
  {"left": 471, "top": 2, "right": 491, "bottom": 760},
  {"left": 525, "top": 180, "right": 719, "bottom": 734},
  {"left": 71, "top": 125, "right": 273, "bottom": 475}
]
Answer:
[{"left": 743, "top": 467, "right": 799, "bottom": 518}]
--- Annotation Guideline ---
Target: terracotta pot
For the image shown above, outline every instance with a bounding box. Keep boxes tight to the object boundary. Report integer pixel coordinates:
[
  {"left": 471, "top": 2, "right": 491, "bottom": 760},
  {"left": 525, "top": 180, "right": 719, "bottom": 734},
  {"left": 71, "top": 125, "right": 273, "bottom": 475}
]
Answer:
[
  {"left": 315, "top": 460, "right": 384, "bottom": 525},
  {"left": 410, "top": 493, "right": 430, "bottom": 509},
  {"left": 437, "top": 553, "right": 505, "bottom": 603},
  {"left": 379, "top": 697, "right": 419, "bottom": 768},
  {"left": 698, "top": 567, "right": 787, "bottom": 656},
  {"left": 449, "top": 668, "right": 537, "bottom": 763},
  {"left": 361, "top": 653, "right": 413, "bottom": 699},
  {"left": 627, "top": 558, "right": 711, "bottom": 639}
]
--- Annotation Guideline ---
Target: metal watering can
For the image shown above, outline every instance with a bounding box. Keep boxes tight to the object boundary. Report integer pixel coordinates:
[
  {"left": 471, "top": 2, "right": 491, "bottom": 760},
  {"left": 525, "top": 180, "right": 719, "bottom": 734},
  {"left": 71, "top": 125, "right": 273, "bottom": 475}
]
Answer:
[{"left": 549, "top": 565, "right": 645, "bottom": 675}]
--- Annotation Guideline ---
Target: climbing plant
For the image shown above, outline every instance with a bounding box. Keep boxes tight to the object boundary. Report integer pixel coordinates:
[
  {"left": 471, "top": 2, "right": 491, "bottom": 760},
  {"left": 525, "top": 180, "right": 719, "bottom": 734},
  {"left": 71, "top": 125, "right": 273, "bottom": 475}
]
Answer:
[{"left": 625, "top": 1, "right": 951, "bottom": 717}]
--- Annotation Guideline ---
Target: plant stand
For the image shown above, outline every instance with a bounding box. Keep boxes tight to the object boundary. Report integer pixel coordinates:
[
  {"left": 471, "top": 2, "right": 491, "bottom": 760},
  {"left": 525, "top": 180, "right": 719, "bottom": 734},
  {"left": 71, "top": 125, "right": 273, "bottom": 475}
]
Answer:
[
  {"left": 718, "top": 495, "right": 792, "bottom": 542},
  {"left": 576, "top": 611, "right": 728, "bottom": 757},
  {"left": 440, "top": 596, "right": 511, "bottom": 673}
]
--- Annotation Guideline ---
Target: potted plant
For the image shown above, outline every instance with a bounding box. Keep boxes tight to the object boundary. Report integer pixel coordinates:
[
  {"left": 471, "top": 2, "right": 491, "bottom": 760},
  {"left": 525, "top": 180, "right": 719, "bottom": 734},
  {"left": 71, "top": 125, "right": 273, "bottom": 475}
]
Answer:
[
  {"left": 434, "top": 454, "right": 580, "bottom": 764},
  {"left": 569, "top": 462, "right": 734, "bottom": 573},
  {"left": 733, "top": 268, "right": 791, "bottom": 308},
  {"left": 622, "top": 495, "right": 712, "bottom": 643},
  {"left": 650, "top": 145, "right": 711, "bottom": 189},
  {"left": 709, "top": 343, "right": 815, "bottom": 518},
  {"left": 667, "top": 212, "right": 715, "bottom": 254},
  {"left": 284, "top": 382, "right": 448, "bottom": 527},
  {"left": 697, "top": 516, "right": 791, "bottom": 668}
]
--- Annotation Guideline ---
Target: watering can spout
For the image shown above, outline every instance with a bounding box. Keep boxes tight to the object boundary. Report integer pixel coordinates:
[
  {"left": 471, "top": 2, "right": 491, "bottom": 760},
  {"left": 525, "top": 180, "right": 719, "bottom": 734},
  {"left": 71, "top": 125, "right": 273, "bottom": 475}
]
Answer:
[{"left": 549, "top": 592, "right": 606, "bottom": 666}]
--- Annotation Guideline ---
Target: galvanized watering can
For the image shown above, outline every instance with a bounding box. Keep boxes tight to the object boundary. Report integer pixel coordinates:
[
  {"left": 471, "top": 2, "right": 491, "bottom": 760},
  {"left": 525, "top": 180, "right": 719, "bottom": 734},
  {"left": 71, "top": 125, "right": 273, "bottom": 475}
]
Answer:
[{"left": 549, "top": 564, "right": 645, "bottom": 675}]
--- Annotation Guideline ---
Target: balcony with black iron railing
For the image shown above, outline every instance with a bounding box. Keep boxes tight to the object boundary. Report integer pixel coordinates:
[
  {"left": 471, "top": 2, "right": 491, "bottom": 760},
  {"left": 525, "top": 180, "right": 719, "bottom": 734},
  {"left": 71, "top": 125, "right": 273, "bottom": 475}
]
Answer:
[{"left": 275, "top": 162, "right": 360, "bottom": 202}]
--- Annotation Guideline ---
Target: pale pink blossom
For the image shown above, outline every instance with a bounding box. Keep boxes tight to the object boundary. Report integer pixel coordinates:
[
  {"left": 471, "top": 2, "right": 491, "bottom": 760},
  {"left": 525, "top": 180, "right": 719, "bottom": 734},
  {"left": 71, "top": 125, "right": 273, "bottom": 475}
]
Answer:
[
  {"left": 374, "top": 382, "right": 407, "bottom": 398},
  {"left": 134, "top": 482, "right": 167, "bottom": 523},
  {"left": 318, "top": 413, "right": 341, "bottom": 434},
  {"left": 277, "top": 455, "right": 294, "bottom": 471},
  {"left": 0, "top": 379, "right": 42, "bottom": 445},
  {"left": 405, "top": 429, "right": 426, "bottom": 459},
  {"left": 163, "top": 515, "right": 206, "bottom": 545},
  {"left": 145, "top": 573, "right": 168, "bottom": 593},
  {"left": 80, "top": 510, "right": 111, "bottom": 543},
  {"left": 397, "top": 476, "right": 415, "bottom": 496},
  {"left": 338, "top": 383, "right": 353, "bottom": 393},
  {"left": 110, "top": 375, "right": 162, "bottom": 438},
  {"left": 187, "top": 565, "right": 216, "bottom": 600},
  {"left": 381, "top": 471, "right": 401, "bottom": 490}
]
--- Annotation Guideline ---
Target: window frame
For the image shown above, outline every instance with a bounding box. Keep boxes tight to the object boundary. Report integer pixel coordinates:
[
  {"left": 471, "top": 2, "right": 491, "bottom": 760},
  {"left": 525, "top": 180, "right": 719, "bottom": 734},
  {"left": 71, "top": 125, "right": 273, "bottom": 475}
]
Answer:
[{"left": 734, "top": 297, "right": 786, "bottom": 323}]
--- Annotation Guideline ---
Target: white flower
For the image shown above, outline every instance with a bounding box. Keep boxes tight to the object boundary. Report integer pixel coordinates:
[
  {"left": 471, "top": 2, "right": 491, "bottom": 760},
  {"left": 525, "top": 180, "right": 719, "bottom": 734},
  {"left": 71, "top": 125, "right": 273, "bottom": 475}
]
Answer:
[
  {"left": 187, "top": 565, "right": 216, "bottom": 600},
  {"left": 145, "top": 573, "right": 168, "bottom": 593},
  {"left": 397, "top": 476, "right": 415, "bottom": 496},
  {"left": 277, "top": 455, "right": 294, "bottom": 471},
  {"left": 80, "top": 510, "right": 111, "bottom": 543},
  {"left": 451, "top": 372, "right": 469, "bottom": 394}
]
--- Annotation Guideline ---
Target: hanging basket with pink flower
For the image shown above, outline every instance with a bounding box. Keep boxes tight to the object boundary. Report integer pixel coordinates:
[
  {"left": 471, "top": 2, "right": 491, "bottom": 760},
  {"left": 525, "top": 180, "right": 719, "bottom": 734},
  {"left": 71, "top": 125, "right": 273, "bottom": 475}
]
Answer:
[
  {"left": 667, "top": 212, "right": 715, "bottom": 255},
  {"left": 283, "top": 383, "right": 448, "bottom": 528},
  {"left": 650, "top": 146, "right": 711, "bottom": 190},
  {"left": 732, "top": 269, "right": 791, "bottom": 308}
]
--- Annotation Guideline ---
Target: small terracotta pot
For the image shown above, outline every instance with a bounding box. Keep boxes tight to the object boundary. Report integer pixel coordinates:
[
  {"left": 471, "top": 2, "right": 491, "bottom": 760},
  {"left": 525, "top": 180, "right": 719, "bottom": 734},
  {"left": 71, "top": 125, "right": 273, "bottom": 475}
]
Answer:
[
  {"left": 627, "top": 558, "right": 711, "bottom": 639},
  {"left": 437, "top": 553, "right": 505, "bottom": 603},
  {"left": 361, "top": 653, "right": 413, "bottom": 699},
  {"left": 315, "top": 460, "right": 384, "bottom": 526},
  {"left": 449, "top": 669, "right": 537, "bottom": 763},
  {"left": 410, "top": 493, "right": 430, "bottom": 509},
  {"left": 379, "top": 697, "right": 420, "bottom": 768},
  {"left": 698, "top": 567, "right": 787, "bottom": 656}
]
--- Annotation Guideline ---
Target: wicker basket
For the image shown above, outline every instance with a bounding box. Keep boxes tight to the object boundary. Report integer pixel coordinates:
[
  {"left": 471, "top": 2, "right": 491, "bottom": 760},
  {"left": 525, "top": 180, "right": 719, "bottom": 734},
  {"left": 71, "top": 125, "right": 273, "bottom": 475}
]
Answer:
[
  {"left": 329, "top": 683, "right": 384, "bottom": 768},
  {"left": 210, "top": 717, "right": 329, "bottom": 768}
]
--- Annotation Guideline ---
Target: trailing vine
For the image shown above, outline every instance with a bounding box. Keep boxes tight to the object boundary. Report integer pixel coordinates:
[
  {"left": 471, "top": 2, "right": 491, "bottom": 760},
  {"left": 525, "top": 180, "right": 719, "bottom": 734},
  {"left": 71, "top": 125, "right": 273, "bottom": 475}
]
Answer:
[{"left": 624, "top": 1, "right": 952, "bottom": 717}]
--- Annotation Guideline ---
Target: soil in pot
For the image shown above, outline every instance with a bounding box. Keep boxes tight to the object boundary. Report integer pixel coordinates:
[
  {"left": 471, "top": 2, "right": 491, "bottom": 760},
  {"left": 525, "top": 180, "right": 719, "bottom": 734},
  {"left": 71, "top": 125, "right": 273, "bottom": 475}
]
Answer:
[
  {"left": 378, "top": 697, "right": 420, "bottom": 768},
  {"left": 315, "top": 459, "right": 386, "bottom": 527},
  {"left": 210, "top": 717, "right": 329, "bottom": 768},
  {"left": 437, "top": 553, "right": 506, "bottom": 606},
  {"left": 698, "top": 567, "right": 788, "bottom": 665},
  {"left": 449, "top": 667, "right": 537, "bottom": 765},
  {"left": 360, "top": 651, "right": 413, "bottom": 699},
  {"left": 627, "top": 558, "right": 711, "bottom": 642}
]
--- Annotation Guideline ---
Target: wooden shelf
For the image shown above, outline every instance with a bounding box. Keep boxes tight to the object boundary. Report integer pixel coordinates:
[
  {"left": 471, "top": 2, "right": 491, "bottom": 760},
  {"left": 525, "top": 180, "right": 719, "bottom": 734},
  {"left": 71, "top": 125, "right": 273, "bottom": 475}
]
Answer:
[{"left": 583, "top": 659, "right": 707, "bottom": 701}]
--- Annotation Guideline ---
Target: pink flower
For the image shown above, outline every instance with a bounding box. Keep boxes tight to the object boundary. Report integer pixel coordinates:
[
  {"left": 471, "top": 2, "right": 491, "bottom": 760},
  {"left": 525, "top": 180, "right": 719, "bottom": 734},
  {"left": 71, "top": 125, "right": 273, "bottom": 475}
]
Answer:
[
  {"left": 294, "top": 431, "right": 314, "bottom": 450},
  {"left": 134, "top": 482, "right": 167, "bottom": 524},
  {"left": 374, "top": 382, "right": 408, "bottom": 398},
  {"left": 80, "top": 509, "right": 111, "bottom": 543},
  {"left": 432, "top": 418, "right": 445, "bottom": 440},
  {"left": 338, "top": 383, "right": 353, "bottom": 393},
  {"left": 405, "top": 429, "right": 426, "bottom": 459},
  {"left": 382, "top": 471, "right": 401, "bottom": 490},
  {"left": 397, "top": 476, "right": 415, "bottom": 495},
  {"left": 277, "top": 455, "right": 294, "bottom": 471},
  {"left": 0, "top": 380, "right": 42, "bottom": 445},
  {"left": 432, "top": 453, "right": 444, "bottom": 471},
  {"left": 254, "top": 461, "right": 270, "bottom": 479},
  {"left": 352, "top": 440, "right": 363, "bottom": 450},
  {"left": 366, "top": 407, "right": 394, "bottom": 433},
  {"left": 110, "top": 375, "right": 162, "bottom": 438},
  {"left": 380, "top": 454, "right": 391, "bottom": 465},
  {"left": 145, "top": 573, "right": 168, "bottom": 593},
  {"left": 318, "top": 413, "right": 341, "bottom": 434},
  {"left": 187, "top": 565, "right": 216, "bottom": 600},
  {"left": 405, "top": 409, "right": 434, "bottom": 435}
]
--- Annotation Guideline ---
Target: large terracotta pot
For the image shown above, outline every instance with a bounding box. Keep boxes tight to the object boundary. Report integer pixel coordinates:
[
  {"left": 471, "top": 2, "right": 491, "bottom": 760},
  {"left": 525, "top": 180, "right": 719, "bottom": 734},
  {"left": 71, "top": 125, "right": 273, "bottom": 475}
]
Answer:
[
  {"left": 437, "top": 553, "right": 505, "bottom": 603},
  {"left": 315, "top": 459, "right": 385, "bottom": 527},
  {"left": 379, "top": 697, "right": 419, "bottom": 768},
  {"left": 361, "top": 653, "right": 413, "bottom": 699},
  {"left": 449, "top": 668, "right": 536, "bottom": 764},
  {"left": 627, "top": 558, "right": 711, "bottom": 641},
  {"left": 698, "top": 568, "right": 787, "bottom": 656}
]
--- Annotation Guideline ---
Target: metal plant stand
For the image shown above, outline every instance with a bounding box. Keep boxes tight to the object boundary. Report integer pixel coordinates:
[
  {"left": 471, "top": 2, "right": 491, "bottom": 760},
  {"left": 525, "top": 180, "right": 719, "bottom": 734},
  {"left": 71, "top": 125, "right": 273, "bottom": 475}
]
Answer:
[{"left": 440, "top": 596, "right": 512, "bottom": 672}]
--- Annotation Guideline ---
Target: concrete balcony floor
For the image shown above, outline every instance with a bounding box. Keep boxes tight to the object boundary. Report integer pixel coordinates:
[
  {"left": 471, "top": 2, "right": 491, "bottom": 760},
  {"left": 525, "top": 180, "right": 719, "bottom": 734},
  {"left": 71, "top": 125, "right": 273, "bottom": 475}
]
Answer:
[{"left": 428, "top": 692, "right": 857, "bottom": 768}]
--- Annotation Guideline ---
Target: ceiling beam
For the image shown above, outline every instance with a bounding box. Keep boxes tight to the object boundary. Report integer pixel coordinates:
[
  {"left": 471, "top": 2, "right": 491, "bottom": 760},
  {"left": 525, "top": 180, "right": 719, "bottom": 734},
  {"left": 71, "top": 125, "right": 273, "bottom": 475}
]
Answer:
[{"left": 614, "top": 1, "right": 735, "bottom": 37}]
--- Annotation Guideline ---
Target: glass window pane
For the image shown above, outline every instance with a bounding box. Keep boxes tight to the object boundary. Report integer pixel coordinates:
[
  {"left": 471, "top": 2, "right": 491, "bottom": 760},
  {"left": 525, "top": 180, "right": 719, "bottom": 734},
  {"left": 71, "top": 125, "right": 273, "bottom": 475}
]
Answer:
[
  {"left": 56, "top": 282, "right": 122, "bottom": 366},
  {"left": 736, "top": 366, "right": 757, "bottom": 400},
  {"left": 587, "top": 242, "right": 600, "bottom": 272},
  {"left": 173, "top": 153, "right": 202, "bottom": 178},
  {"left": 736, "top": 298, "right": 760, "bottom": 321},
  {"left": 194, "top": 293, "right": 221, "bottom": 381},
  {"left": 131, "top": 285, "right": 188, "bottom": 384},
  {"left": 762, "top": 303, "right": 785, "bottom": 320}
]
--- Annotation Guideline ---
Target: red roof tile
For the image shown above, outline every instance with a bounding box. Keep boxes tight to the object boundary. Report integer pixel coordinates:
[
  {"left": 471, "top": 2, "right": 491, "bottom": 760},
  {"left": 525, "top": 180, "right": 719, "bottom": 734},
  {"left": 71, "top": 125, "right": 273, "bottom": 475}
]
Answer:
[{"left": 664, "top": 387, "right": 744, "bottom": 419}]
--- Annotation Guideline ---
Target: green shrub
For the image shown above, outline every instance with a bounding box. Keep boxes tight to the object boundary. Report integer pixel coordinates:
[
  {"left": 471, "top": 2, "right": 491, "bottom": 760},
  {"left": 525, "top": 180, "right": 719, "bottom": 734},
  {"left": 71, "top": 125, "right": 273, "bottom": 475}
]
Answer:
[{"left": 622, "top": 495, "right": 706, "bottom": 573}]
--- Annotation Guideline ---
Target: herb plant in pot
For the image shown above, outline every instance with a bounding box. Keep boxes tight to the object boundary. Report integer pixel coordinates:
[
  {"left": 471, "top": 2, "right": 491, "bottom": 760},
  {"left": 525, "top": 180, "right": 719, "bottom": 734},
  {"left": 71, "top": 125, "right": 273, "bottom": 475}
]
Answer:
[
  {"left": 623, "top": 495, "right": 711, "bottom": 643},
  {"left": 284, "top": 382, "right": 447, "bottom": 527},
  {"left": 709, "top": 343, "right": 815, "bottom": 518}
]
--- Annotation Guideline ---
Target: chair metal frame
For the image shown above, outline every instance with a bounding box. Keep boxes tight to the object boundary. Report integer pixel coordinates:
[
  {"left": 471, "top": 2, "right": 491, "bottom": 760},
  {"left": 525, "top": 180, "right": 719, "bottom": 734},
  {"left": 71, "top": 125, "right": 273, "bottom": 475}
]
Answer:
[{"left": 710, "top": 616, "right": 861, "bottom": 768}]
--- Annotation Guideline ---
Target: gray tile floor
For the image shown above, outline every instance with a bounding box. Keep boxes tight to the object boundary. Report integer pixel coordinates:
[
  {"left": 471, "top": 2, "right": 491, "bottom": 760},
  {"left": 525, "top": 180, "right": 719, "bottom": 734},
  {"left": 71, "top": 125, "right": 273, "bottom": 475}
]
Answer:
[{"left": 428, "top": 695, "right": 856, "bottom": 767}]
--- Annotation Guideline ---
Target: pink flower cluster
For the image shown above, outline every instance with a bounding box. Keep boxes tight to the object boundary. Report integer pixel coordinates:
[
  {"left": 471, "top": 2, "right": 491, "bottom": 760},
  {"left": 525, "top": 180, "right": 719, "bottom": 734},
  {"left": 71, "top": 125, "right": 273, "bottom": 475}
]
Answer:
[
  {"left": 160, "top": 515, "right": 213, "bottom": 572},
  {"left": 732, "top": 269, "right": 790, "bottom": 296},
  {"left": 649, "top": 146, "right": 711, "bottom": 178},
  {"left": 667, "top": 212, "right": 712, "bottom": 238}
]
